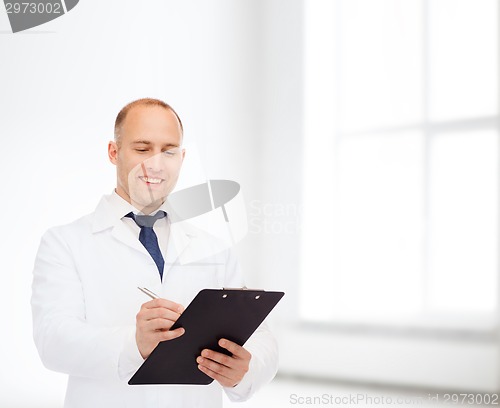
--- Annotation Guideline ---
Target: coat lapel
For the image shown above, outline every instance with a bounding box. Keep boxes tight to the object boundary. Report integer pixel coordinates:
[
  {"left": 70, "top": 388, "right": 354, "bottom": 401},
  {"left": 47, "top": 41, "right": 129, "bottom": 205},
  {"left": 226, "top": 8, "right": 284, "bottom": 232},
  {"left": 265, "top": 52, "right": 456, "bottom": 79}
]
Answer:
[
  {"left": 163, "top": 222, "right": 195, "bottom": 275},
  {"left": 91, "top": 195, "right": 149, "bottom": 257},
  {"left": 111, "top": 221, "right": 149, "bottom": 256}
]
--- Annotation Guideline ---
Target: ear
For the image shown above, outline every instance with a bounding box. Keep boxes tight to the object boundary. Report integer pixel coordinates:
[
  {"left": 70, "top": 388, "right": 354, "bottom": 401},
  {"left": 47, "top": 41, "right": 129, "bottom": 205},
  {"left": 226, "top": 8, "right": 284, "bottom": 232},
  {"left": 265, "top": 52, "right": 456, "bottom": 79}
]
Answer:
[{"left": 108, "top": 141, "right": 118, "bottom": 165}]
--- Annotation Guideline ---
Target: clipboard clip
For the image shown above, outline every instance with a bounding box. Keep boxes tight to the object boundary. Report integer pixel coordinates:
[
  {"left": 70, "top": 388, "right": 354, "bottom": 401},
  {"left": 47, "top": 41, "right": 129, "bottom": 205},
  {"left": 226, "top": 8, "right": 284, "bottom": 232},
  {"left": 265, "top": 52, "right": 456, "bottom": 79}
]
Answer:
[{"left": 222, "top": 286, "right": 263, "bottom": 291}]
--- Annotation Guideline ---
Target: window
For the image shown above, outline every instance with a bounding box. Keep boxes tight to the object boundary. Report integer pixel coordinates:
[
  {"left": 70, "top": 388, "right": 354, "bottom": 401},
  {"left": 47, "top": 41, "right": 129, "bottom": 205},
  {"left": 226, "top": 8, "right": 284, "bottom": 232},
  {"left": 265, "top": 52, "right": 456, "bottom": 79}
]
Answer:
[{"left": 300, "top": 0, "right": 498, "bottom": 328}]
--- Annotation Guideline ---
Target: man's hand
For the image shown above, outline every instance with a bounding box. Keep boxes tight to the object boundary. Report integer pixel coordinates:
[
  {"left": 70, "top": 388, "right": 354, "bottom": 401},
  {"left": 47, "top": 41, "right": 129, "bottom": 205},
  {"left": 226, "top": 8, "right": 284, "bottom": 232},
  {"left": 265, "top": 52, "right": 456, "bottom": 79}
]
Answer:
[
  {"left": 196, "top": 338, "right": 251, "bottom": 387},
  {"left": 136, "top": 298, "right": 185, "bottom": 359}
]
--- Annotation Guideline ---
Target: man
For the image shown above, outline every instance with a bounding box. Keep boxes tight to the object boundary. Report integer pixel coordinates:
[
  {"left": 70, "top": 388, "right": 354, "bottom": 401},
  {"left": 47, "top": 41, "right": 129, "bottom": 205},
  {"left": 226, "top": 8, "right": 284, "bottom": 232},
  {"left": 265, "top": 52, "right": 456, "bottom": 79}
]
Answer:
[{"left": 31, "top": 98, "right": 278, "bottom": 407}]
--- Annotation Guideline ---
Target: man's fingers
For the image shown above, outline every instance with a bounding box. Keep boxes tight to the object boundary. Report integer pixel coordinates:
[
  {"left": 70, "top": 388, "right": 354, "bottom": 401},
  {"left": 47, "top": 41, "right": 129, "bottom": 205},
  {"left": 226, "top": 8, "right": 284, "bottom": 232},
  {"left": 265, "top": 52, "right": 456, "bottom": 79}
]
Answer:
[
  {"left": 200, "top": 349, "right": 232, "bottom": 368},
  {"left": 136, "top": 299, "right": 185, "bottom": 328},
  {"left": 160, "top": 327, "right": 185, "bottom": 341},
  {"left": 138, "top": 307, "right": 181, "bottom": 322},
  {"left": 148, "top": 326, "right": 185, "bottom": 341},
  {"left": 218, "top": 339, "right": 251, "bottom": 360},
  {"left": 141, "top": 327, "right": 185, "bottom": 348},
  {"left": 197, "top": 357, "right": 232, "bottom": 379},
  {"left": 196, "top": 342, "right": 251, "bottom": 388},
  {"left": 140, "top": 318, "right": 172, "bottom": 332},
  {"left": 197, "top": 361, "right": 239, "bottom": 388},
  {"left": 135, "top": 298, "right": 185, "bottom": 359},
  {"left": 142, "top": 298, "right": 184, "bottom": 314}
]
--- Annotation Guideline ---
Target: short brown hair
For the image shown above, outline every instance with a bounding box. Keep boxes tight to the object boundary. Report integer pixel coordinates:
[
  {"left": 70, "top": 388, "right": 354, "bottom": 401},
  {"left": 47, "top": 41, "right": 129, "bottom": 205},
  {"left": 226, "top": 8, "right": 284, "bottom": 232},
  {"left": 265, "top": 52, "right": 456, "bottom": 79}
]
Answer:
[{"left": 114, "top": 98, "right": 183, "bottom": 143}]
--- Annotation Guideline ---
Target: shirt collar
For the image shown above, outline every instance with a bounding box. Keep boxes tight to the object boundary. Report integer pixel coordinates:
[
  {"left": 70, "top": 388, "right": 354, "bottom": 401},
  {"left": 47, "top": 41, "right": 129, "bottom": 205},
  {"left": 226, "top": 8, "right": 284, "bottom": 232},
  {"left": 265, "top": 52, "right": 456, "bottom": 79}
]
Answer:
[
  {"left": 91, "top": 191, "right": 195, "bottom": 243},
  {"left": 109, "top": 190, "right": 169, "bottom": 218}
]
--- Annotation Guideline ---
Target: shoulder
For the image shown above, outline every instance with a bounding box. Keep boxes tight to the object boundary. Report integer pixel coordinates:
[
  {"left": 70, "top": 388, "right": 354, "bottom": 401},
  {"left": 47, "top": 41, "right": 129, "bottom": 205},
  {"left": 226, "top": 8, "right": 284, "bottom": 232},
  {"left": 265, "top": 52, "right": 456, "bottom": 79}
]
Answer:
[
  {"left": 41, "top": 194, "right": 114, "bottom": 241},
  {"left": 40, "top": 212, "right": 94, "bottom": 246}
]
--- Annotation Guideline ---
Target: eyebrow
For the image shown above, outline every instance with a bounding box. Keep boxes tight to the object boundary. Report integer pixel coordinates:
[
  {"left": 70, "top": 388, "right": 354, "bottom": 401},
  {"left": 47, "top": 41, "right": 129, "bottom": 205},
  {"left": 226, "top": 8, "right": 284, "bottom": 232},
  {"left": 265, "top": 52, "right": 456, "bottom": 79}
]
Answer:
[{"left": 131, "top": 140, "right": 179, "bottom": 148}]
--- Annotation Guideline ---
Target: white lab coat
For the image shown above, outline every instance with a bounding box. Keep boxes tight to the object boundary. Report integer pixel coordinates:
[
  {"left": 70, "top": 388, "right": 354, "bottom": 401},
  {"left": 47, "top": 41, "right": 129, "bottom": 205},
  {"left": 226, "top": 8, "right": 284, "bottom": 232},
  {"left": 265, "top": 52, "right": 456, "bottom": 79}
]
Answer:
[{"left": 31, "top": 194, "right": 278, "bottom": 408}]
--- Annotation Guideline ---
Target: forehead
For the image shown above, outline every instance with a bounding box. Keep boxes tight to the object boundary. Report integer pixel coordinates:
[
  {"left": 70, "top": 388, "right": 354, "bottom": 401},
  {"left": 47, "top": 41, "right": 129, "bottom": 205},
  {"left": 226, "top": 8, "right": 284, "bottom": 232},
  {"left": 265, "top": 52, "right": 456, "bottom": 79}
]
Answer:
[{"left": 120, "top": 105, "right": 182, "bottom": 144}]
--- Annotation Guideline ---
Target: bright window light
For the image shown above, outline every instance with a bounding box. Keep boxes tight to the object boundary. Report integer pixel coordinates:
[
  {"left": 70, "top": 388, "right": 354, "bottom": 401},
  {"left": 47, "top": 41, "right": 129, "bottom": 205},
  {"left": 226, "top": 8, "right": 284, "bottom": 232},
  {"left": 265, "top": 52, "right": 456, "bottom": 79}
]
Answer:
[
  {"left": 429, "top": 0, "right": 498, "bottom": 121},
  {"left": 428, "top": 131, "right": 498, "bottom": 313},
  {"left": 301, "top": 0, "right": 499, "bottom": 328}
]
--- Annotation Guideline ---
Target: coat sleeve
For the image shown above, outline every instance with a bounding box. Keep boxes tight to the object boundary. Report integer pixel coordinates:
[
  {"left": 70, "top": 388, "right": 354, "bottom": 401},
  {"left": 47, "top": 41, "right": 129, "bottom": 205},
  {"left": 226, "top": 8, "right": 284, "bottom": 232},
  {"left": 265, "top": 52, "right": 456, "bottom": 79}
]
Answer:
[
  {"left": 221, "top": 247, "right": 280, "bottom": 402},
  {"left": 31, "top": 227, "right": 142, "bottom": 381}
]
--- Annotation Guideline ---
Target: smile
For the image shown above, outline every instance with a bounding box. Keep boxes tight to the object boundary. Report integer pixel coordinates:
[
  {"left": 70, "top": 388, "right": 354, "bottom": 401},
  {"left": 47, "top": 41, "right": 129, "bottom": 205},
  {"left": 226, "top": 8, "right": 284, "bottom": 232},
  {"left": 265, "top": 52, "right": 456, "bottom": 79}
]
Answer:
[{"left": 139, "top": 176, "right": 163, "bottom": 184}]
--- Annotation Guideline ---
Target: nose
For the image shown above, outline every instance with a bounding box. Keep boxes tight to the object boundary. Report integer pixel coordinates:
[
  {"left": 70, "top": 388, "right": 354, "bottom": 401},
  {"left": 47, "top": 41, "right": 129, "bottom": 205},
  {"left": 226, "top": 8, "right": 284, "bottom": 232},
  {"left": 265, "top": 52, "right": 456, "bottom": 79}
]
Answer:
[{"left": 143, "top": 152, "right": 165, "bottom": 173}]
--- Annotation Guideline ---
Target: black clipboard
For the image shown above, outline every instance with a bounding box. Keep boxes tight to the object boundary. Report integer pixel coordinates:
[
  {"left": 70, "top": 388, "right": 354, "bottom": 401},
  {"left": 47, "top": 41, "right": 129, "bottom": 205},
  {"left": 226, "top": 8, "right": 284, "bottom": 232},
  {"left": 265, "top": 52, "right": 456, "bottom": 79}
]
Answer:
[{"left": 128, "top": 288, "right": 284, "bottom": 385}]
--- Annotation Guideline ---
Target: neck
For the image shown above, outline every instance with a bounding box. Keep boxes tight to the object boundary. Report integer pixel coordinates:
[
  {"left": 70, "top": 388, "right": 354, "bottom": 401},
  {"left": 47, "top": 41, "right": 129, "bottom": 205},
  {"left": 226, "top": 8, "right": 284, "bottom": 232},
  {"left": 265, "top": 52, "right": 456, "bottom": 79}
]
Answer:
[
  {"left": 114, "top": 188, "right": 164, "bottom": 215},
  {"left": 133, "top": 200, "right": 163, "bottom": 215}
]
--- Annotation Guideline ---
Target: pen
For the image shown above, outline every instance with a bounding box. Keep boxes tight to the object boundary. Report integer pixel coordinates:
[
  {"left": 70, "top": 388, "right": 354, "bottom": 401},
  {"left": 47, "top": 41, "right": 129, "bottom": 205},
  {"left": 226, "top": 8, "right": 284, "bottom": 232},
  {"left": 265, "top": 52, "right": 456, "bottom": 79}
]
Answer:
[{"left": 137, "top": 286, "right": 160, "bottom": 299}]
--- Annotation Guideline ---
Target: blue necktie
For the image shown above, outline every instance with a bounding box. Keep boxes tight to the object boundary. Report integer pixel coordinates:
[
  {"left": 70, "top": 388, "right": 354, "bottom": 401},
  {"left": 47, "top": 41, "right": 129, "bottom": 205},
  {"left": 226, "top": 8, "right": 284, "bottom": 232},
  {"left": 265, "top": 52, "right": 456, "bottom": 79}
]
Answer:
[{"left": 125, "top": 211, "right": 167, "bottom": 279}]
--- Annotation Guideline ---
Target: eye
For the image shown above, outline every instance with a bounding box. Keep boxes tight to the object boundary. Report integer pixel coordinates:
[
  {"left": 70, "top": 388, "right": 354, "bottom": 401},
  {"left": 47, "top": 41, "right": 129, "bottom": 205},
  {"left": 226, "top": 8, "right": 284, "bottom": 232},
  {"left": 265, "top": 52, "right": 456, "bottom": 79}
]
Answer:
[
  {"left": 135, "top": 148, "right": 148, "bottom": 153},
  {"left": 163, "top": 149, "right": 178, "bottom": 157}
]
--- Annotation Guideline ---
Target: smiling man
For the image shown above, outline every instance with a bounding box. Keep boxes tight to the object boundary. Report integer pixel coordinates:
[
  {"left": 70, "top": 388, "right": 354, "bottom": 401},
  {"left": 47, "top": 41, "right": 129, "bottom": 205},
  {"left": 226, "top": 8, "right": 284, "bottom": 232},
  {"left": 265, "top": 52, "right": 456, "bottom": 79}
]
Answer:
[
  {"left": 110, "top": 100, "right": 185, "bottom": 214},
  {"left": 31, "top": 98, "right": 278, "bottom": 408}
]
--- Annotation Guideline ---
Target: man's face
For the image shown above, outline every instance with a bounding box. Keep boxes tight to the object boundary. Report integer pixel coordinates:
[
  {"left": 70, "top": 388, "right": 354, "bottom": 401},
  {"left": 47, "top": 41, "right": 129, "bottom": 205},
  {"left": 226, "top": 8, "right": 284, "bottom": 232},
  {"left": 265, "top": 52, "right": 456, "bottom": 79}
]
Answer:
[{"left": 108, "top": 105, "right": 185, "bottom": 214}]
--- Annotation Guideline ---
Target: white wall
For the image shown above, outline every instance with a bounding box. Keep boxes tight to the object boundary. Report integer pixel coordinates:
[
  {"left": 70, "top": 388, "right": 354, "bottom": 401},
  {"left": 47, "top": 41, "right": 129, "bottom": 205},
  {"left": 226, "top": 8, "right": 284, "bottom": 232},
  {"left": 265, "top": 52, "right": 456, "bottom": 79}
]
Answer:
[{"left": 252, "top": 0, "right": 305, "bottom": 317}]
